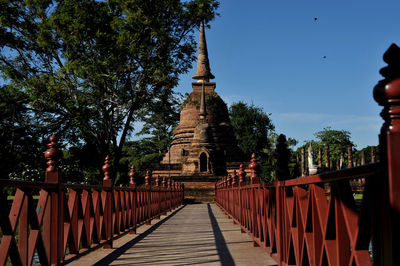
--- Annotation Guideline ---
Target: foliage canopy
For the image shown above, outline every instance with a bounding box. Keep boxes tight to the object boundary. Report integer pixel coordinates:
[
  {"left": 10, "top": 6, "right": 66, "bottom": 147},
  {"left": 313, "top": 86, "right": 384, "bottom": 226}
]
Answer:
[{"left": 0, "top": 0, "right": 219, "bottom": 182}]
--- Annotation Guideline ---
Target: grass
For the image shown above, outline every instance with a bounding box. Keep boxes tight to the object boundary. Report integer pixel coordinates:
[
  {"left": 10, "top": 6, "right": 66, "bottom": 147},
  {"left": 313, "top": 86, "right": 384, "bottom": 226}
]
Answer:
[
  {"left": 7, "top": 195, "right": 40, "bottom": 200},
  {"left": 354, "top": 193, "right": 363, "bottom": 200}
]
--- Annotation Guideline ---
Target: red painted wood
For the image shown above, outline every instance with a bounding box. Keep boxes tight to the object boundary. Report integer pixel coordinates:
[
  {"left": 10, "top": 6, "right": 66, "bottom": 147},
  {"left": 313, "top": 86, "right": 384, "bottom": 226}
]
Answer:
[
  {"left": 0, "top": 138, "right": 183, "bottom": 264},
  {"left": 215, "top": 152, "right": 382, "bottom": 266}
]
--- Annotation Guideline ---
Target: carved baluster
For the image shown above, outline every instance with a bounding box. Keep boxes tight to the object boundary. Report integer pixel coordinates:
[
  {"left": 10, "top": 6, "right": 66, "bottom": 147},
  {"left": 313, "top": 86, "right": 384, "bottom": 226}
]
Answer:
[
  {"left": 145, "top": 170, "right": 151, "bottom": 189},
  {"left": 238, "top": 164, "right": 246, "bottom": 186},
  {"left": 372, "top": 43, "right": 400, "bottom": 263},
  {"left": 155, "top": 175, "right": 160, "bottom": 188},
  {"left": 128, "top": 165, "right": 137, "bottom": 234},
  {"left": 232, "top": 170, "right": 238, "bottom": 187},
  {"left": 102, "top": 155, "right": 113, "bottom": 248},
  {"left": 102, "top": 156, "right": 112, "bottom": 183},
  {"left": 43, "top": 134, "right": 63, "bottom": 263},
  {"left": 162, "top": 177, "right": 166, "bottom": 188},
  {"left": 249, "top": 153, "right": 260, "bottom": 184},
  {"left": 129, "top": 165, "right": 136, "bottom": 188}
]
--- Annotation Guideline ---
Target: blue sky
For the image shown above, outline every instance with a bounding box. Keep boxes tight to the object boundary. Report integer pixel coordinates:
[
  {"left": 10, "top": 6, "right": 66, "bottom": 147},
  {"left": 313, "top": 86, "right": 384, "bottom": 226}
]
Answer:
[{"left": 174, "top": 0, "right": 400, "bottom": 149}]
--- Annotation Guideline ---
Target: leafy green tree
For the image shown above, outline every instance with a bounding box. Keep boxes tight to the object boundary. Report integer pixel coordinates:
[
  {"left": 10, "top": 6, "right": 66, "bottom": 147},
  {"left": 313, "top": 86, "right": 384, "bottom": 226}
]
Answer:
[
  {"left": 229, "top": 101, "right": 275, "bottom": 158},
  {"left": 1, "top": 0, "right": 219, "bottom": 183},
  {"left": 229, "top": 101, "right": 275, "bottom": 181},
  {"left": 0, "top": 85, "right": 44, "bottom": 180},
  {"left": 136, "top": 89, "right": 181, "bottom": 155},
  {"left": 314, "top": 127, "right": 354, "bottom": 167},
  {"left": 297, "top": 127, "right": 355, "bottom": 170},
  {"left": 117, "top": 88, "right": 181, "bottom": 184}
]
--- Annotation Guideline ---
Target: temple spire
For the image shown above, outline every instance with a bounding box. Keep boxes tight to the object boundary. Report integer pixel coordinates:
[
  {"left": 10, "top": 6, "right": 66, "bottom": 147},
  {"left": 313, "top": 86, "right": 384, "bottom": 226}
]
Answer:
[
  {"left": 199, "top": 82, "right": 207, "bottom": 121},
  {"left": 192, "top": 21, "right": 215, "bottom": 82}
]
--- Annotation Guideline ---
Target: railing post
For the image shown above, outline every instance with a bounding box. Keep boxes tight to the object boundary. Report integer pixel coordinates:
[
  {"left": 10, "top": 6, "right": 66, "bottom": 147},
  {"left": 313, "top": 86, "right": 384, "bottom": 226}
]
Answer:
[
  {"left": 249, "top": 153, "right": 260, "bottom": 184},
  {"left": 168, "top": 178, "right": 172, "bottom": 211},
  {"left": 275, "top": 134, "right": 290, "bottom": 181},
  {"left": 275, "top": 134, "right": 290, "bottom": 264},
  {"left": 102, "top": 155, "right": 113, "bottom": 248},
  {"left": 373, "top": 43, "right": 400, "bottom": 265},
  {"left": 248, "top": 153, "right": 260, "bottom": 246},
  {"left": 129, "top": 165, "right": 137, "bottom": 234},
  {"left": 275, "top": 180, "right": 284, "bottom": 266},
  {"left": 43, "top": 134, "right": 63, "bottom": 265},
  {"left": 145, "top": 171, "right": 152, "bottom": 225},
  {"left": 238, "top": 164, "right": 246, "bottom": 231},
  {"left": 155, "top": 175, "right": 161, "bottom": 219}
]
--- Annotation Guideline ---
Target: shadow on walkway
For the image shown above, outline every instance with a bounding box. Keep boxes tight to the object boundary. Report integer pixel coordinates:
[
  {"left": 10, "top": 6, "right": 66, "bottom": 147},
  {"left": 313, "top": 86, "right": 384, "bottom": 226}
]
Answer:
[
  {"left": 93, "top": 206, "right": 185, "bottom": 266},
  {"left": 207, "top": 203, "right": 235, "bottom": 265}
]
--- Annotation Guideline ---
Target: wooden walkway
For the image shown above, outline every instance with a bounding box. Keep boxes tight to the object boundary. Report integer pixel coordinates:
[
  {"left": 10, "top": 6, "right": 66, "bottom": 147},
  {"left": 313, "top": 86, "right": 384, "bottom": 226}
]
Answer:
[{"left": 73, "top": 204, "right": 276, "bottom": 265}]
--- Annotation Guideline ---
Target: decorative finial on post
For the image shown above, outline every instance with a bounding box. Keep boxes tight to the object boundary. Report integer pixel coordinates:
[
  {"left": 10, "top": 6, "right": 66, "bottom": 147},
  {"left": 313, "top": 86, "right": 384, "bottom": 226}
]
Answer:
[
  {"left": 145, "top": 170, "right": 151, "bottom": 189},
  {"left": 373, "top": 43, "right": 400, "bottom": 213},
  {"left": 44, "top": 134, "right": 60, "bottom": 173},
  {"left": 44, "top": 134, "right": 62, "bottom": 183},
  {"left": 275, "top": 134, "right": 291, "bottom": 181},
  {"left": 102, "top": 155, "right": 113, "bottom": 187},
  {"left": 155, "top": 175, "right": 160, "bottom": 188},
  {"left": 129, "top": 165, "right": 136, "bottom": 188},
  {"left": 227, "top": 174, "right": 232, "bottom": 187},
  {"left": 102, "top": 155, "right": 111, "bottom": 181},
  {"left": 249, "top": 153, "right": 260, "bottom": 184},
  {"left": 232, "top": 170, "right": 238, "bottom": 187},
  {"left": 238, "top": 164, "right": 246, "bottom": 186}
]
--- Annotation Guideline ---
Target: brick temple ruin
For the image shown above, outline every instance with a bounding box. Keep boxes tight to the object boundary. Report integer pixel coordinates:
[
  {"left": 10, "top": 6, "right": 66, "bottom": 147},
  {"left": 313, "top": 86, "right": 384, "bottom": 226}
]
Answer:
[{"left": 152, "top": 22, "right": 245, "bottom": 202}]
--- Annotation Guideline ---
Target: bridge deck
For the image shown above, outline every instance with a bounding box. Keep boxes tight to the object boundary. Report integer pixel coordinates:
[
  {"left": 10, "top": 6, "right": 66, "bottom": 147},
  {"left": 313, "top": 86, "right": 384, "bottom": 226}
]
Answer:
[{"left": 73, "top": 204, "right": 276, "bottom": 265}]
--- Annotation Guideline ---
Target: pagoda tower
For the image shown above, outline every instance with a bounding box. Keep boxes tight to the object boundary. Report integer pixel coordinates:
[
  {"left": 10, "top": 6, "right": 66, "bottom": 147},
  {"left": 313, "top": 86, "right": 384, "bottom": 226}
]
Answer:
[{"left": 153, "top": 22, "right": 241, "bottom": 200}]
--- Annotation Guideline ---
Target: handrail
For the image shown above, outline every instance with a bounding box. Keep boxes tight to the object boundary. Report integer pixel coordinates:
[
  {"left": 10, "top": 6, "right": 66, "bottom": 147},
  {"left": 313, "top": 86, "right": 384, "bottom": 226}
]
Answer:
[
  {"left": 216, "top": 167, "right": 378, "bottom": 265},
  {"left": 0, "top": 135, "right": 184, "bottom": 265}
]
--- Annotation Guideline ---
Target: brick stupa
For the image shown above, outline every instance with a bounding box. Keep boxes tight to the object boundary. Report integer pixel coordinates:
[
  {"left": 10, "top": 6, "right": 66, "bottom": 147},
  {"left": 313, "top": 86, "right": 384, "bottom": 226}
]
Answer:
[{"left": 153, "top": 22, "right": 242, "bottom": 202}]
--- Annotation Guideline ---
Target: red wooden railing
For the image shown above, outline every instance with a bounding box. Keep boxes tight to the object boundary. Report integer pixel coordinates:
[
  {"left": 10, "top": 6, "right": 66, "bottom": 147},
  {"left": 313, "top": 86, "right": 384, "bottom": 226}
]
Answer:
[
  {"left": 217, "top": 163, "right": 380, "bottom": 265},
  {"left": 216, "top": 45, "right": 400, "bottom": 266},
  {"left": 0, "top": 135, "right": 184, "bottom": 265}
]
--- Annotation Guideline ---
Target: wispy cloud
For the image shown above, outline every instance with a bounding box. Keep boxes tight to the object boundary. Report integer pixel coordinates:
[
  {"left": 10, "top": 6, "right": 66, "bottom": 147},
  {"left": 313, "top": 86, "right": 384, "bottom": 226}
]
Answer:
[
  {"left": 277, "top": 112, "right": 380, "bottom": 126},
  {"left": 273, "top": 112, "right": 381, "bottom": 148}
]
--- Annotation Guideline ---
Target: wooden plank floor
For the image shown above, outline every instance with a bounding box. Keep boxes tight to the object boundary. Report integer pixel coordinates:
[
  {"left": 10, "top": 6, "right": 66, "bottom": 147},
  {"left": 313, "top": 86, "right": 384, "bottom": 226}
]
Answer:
[{"left": 73, "top": 204, "right": 277, "bottom": 265}]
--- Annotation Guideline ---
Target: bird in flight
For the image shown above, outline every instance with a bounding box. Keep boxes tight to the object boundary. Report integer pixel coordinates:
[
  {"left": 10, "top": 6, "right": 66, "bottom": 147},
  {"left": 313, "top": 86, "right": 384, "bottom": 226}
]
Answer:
[
  {"left": 322, "top": 56, "right": 327, "bottom": 59},
  {"left": 314, "top": 17, "right": 318, "bottom": 22}
]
